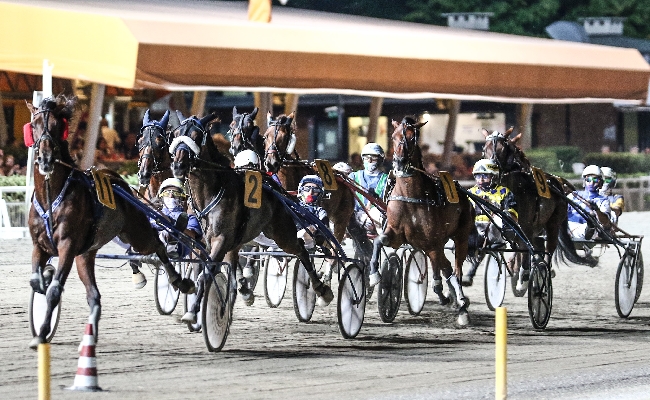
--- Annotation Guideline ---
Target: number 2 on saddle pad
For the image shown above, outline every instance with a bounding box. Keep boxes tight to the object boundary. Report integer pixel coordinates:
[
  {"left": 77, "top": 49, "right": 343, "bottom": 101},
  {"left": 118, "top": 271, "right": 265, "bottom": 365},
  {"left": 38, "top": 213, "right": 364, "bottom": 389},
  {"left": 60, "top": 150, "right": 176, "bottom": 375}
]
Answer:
[
  {"left": 532, "top": 167, "right": 551, "bottom": 199},
  {"left": 244, "top": 170, "right": 262, "bottom": 209},
  {"left": 314, "top": 159, "right": 338, "bottom": 190},
  {"left": 438, "top": 171, "right": 459, "bottom": 204},
  {"left": 91, "top": 169, "right": 116, "bottom": 210}
]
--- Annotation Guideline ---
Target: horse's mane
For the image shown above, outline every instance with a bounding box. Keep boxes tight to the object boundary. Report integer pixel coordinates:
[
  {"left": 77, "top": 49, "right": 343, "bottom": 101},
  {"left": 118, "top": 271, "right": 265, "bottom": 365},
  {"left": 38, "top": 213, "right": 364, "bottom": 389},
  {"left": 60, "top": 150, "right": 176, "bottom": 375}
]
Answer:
[{"left": 202, "top": 122, "right": 231, "bottom": 168}]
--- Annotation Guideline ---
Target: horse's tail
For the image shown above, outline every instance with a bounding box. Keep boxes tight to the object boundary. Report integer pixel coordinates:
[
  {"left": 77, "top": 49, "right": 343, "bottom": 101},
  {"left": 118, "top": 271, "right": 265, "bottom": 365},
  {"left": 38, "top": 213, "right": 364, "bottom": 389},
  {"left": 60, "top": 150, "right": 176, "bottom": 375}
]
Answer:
[
  {"left": 555, "top": 218, "right": 598, "bottom": 267},
  {"left": 466, "top": 222, "right": 481, "bottom": 264}
]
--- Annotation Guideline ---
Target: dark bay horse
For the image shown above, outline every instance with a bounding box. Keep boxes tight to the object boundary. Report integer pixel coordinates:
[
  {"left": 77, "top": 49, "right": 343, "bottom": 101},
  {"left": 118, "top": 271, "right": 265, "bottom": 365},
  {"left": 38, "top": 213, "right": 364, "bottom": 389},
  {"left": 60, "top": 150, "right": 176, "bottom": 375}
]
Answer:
[
  {"left": 481, "top": 128, "right": 597, "bottom": 275},
  {"left": 26, "top": 96, "right": 195, "bottom": 349},
  {"left": 262, "top": 111, "right": 357, "bottom": 244},
  {"left": 369, "top": 117, "right": 475, "bottom": 325},
  {"left": 228, "top": 106, "right": 263, "bottom": 157},
  {"left": 136, "top": 109, "right": 172, "bottom": 200},
  {"left": 169, "top": 111, "right": 335, "bottom": 318}
]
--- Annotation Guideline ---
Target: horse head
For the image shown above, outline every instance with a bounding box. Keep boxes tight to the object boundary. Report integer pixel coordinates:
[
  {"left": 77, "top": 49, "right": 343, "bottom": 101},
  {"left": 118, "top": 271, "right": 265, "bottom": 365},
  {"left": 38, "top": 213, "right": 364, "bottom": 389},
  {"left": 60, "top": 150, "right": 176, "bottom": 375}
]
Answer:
[
  {"left": 228, "top": 106, "right": 259, "bottom": 157},
  {"left": 263, "top": 111, "right": 296, "bottom": 173},
  {"left": 481, "top": 127, "right": 528, "bottom": 173},
  {"left": 170, "top": 111, "right": 219, "bottom": 179},
  {"left": 137, "top": 109, "right": 170, "bottom": 186},
  {"left": 25, "top": 95, "right": 77, "bottom": 175},
  {"left": 391, "top": 116, "right": 426, "bottom": 176}
]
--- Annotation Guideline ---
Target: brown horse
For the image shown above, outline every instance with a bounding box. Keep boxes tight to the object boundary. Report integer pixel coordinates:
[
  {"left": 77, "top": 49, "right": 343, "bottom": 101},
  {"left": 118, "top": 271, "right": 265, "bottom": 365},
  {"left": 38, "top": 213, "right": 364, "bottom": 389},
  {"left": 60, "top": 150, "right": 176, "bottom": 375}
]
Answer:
[
  {"left": 136, "top": 109, "right": 172, "bottom": 200},
  {"left": 368, "top": 117, "right": 475, "bottom": 325},
  {"left": 262, "top": 111, "right": 357, "bottom": 244},
  {"left": 169, "top": 111, "right": 335, "bottom": 320},
  {"left": 26, "top": 95, "right": 195, "bottom": 349},
  {"left": 481, "top": 128, "right": 597, "bottom": 278}
]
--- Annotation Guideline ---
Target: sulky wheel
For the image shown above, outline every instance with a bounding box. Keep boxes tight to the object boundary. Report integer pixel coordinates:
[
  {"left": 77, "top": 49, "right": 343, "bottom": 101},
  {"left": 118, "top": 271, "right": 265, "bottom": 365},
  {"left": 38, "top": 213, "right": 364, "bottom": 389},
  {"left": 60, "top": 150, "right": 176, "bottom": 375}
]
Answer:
[
  {"left": 28, "top": 264, "right": 61, "bottom": 342},
  {"left": 292, "top": 258, "right": 317, "bottom": 322},
  {"left": 338, "top": 263, "right": 366, "bottom": 339},
  {"left": 403, "top": 249, "right": 428, "bottom": 316},
  {"left": 377, "top": 251, "right": 403, "bottom": 323},
  {"left": 527, "top": 260, "right": 553, "bottom": 329},
  {"left": 615, "top": 248, "right": 639, "bottom": 318},
  {"left": 263, "top": 255, "right": 288, "bottom": 308},
  {"left": 202, "top": 271, "right": 234, "bottom": 352},
  {"left": 484, "top": 253, "right": 507, "bottom": 311},
  {"left": 154, "top": 261, "right": 183, "bottom": 315}
]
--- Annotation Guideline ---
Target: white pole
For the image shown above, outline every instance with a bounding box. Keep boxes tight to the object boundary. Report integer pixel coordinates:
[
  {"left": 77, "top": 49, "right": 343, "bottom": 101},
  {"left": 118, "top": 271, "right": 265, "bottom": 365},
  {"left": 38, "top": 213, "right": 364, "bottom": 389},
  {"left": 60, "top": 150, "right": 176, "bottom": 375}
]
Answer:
[{"left": 81, "top": 83, "right": 105, "bottom": 170}]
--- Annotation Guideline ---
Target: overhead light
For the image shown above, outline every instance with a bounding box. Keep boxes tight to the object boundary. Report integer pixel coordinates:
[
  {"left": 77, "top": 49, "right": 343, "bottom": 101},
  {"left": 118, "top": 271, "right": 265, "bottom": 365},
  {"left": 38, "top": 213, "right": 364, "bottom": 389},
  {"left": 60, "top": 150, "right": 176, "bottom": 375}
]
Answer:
[{"left": 278, "top": 0, "right": 289, "bottom": 5}]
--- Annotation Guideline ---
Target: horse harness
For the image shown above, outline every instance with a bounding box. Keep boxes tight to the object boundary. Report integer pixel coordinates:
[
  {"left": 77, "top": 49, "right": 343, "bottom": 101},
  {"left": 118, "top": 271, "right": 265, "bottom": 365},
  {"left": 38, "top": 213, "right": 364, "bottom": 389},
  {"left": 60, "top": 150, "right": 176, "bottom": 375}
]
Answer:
[{"left": 137, "top": 124, "right": 169, "bottom": 176}]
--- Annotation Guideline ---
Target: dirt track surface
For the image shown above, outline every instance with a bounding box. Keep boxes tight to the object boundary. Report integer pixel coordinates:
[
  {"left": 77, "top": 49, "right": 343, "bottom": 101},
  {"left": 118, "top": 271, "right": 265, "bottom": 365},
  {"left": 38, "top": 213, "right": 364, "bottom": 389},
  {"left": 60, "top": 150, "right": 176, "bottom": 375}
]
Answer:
[{"left": 2, "top": 212, "right": 650, "bottom": 399}]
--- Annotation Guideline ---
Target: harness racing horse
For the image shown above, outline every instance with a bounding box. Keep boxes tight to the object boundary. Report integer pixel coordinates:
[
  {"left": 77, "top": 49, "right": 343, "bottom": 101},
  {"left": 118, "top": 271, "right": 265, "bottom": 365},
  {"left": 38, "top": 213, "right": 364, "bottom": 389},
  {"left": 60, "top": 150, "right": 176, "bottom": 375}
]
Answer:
[
  {"left": 228, "top": 106, "right": 263, "bottom": 157},
  {"left": 262, "top": 112, "right": 359, "bottom": 243},
  {"left": 136, "top": 109, "right": 172, "bottom": 200},
  {"left": 482, "top": 128, "right": 597, "bottom": 282},
  {"left": 169, "top": 111, "right": 335, "bottom": 319},
  {"left": 26, "top": 96, "right": 195, "bottom": 349},
  {"left": 369, "top": 117, "right": 475, "bottom": 325}
]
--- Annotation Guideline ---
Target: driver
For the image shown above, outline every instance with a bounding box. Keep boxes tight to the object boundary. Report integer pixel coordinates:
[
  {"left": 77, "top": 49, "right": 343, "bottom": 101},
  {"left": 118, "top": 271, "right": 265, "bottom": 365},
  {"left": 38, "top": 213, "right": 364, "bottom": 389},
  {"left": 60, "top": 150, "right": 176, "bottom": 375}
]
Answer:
[
  {"left": 349, "top": 143, "right": 389, "bottom": 238},
  {"left": 599, "top": 166, "right": 624, "bottom": 224},
  {"left": 234, "top": 148, "right": 282, "bottom": 186},
  {"left": 463, "top": 159, "right": 518, "bottom": 286},
  {"left": 567, "top": 165, "right": 613, "bottom": 239}
]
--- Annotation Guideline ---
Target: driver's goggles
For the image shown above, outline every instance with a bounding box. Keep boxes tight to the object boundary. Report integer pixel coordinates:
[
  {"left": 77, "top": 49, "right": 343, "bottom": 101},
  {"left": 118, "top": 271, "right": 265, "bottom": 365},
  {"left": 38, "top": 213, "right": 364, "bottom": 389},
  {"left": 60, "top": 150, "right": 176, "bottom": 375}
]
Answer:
[
  {"left": 160, "top": 189, "right": 187, "bottom": 199},
  {"left": 474, "top": 173, "right": 492, "bottom": 180},
  {"left": 603, "top": 177, "right": 614, "bottom": 183},
  {"left": 584, "top": 176, "right": 601, "bottom": 183},
  {"left": 300, "top": 185, "right": 322, "bottom": 195}
]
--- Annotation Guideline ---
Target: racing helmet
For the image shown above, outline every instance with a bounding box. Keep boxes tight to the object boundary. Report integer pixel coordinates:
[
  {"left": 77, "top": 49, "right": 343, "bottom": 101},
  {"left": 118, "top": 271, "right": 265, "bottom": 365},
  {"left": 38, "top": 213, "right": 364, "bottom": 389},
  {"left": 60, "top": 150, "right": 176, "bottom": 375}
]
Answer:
[
  {"left": 581, "top": 164, "right": 602, "bottom": 178},
  {"left": 158, "top": 177, "right": 186, "bottom": 198},
  {"left": 472, "top": 159, "right": 500, "bottom": 176},
  {"left": 361, "top": 143, "right": 385, "bottom": 158},
  {"left": 298, "top": 175, "right": 324, "bottom": 204},
  {"left": 601, "top": 166, "right": 617, "bottom": 187},
  {"left": 234, "top": 149, "right": 261, "bottom": 170}
]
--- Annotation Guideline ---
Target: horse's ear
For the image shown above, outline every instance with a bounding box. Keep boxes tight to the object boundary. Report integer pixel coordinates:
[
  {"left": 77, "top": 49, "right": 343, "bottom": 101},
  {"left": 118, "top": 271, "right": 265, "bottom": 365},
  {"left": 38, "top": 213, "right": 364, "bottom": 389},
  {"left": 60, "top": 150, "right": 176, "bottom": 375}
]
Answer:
[
  {"left": 392, "top": 119, "right": 400, "bottom": 129},
  {"left": 160, "top": 110, "right": 170, "bottom": 129},
  {"left": 286, "top": 133, "right": 297, "bottom": 155},
  {"left": 286, "top": 111, "right": 295, "bottom": 127},
  {"left": 250, "top": 107, "right": 258, "bottom": 120},
  {"left": 143, "top": 109, "right": 151, "bottom": 125},
  {"left": 267, "top": 111, "right": 273, "bottom": 126},
  {"left": 504, "top": 127, "right": 514, "bottom": 138},
  {"left": 481, "top": 128, "right": 490, "bottom": 138},
  {"left": 232, "top": 106, "right": 238, "bottom": 118},
  {"left": 64, "top": 95, "right": 78, "bottom": 112},
  {"left": 414, "top": 121, "right": 427, "bottom": 129},
  {"left": 25, "top": 100, "right": 36, "bottom": 114},
  {"left": 200, "top": 112, "right": 218, "bottom": 128},
  {"left": 176, "top": 110, "right": 185, "bottom": 123},
  {"left": 511, "top": 132, "right": 523, "bottom": 143}
]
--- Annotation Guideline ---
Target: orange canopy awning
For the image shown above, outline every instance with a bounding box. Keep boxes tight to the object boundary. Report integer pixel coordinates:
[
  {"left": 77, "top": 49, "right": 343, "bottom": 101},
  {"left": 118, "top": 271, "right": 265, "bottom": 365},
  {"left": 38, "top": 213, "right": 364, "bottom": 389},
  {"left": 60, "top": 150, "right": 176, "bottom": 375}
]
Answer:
[{"left": 1, "top": 0, "right": 649, "bottom": 104}]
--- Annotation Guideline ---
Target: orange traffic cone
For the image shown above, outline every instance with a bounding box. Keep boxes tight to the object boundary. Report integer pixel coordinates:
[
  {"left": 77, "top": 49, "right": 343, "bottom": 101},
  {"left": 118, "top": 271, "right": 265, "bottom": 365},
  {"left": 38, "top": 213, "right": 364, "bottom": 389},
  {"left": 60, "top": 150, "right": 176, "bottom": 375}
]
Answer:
[{"left": 66, "top": 323, "right": 102, "bottom": 392}]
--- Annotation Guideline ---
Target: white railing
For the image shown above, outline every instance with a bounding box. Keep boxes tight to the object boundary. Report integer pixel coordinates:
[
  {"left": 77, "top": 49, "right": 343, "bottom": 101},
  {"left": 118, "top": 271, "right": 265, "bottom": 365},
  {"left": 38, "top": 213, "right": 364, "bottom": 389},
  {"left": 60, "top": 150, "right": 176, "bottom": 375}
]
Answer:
[{"left": 0, "top": 186, "right": 32, "bottom": 239}]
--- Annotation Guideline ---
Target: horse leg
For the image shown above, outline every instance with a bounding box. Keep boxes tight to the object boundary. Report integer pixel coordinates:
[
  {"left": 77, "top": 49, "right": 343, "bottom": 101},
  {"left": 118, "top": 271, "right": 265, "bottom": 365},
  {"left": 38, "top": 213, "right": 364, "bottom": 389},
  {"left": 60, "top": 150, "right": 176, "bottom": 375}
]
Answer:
[
  {"left": 30, "top": 246, "right": 51, "bottom": 294},
  {"left": 29, "top": 247, "right": 75, "bottom": 349},
  {"left": 75, "top": 251, "right": 101, "bottom": 343},
  {"left": 431, "top": 249, "right": 470, "bottom": 326},
  {"left": 368, "top": 228, "right": 394, "bottom": 288}
]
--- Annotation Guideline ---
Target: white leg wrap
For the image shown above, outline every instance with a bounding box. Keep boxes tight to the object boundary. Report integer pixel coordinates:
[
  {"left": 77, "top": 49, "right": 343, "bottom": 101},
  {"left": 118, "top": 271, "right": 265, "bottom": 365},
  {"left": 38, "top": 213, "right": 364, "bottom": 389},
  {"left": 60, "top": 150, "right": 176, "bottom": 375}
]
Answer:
[{"left": 447, "top": 274, "right": 465, "bottom": 302}]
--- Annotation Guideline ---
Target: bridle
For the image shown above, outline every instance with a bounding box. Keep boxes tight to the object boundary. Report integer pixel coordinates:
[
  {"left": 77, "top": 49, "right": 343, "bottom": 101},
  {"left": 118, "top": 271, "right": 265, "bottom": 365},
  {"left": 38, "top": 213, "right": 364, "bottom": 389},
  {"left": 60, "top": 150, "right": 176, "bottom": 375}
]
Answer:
[
  {"left": 137, "top": 124, "right": 169, "bottom": 174},
  {"left": 29, "top": 109, "right": 63, "bottom": 162},
  {"left": 393, "top": 121, "right": 420, "bottom": 176},
  {"left": 264, "top": 118, "right": 294, "bottom": 163},
  {"left": 170, "top": 118, "right": 208, "bottom": 166},
  {"left": 483, "top": 132, "right": 523, "bottom": 173},
  {"left": 228, "top": 113, "right": 255, "bottom": 154}
]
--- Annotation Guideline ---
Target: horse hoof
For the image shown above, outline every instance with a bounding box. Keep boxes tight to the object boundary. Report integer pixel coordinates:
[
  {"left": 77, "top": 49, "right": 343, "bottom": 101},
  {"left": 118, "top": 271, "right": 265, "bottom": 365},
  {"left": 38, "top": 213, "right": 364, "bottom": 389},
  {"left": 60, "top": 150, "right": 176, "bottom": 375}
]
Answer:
[
  {"left": 172, "top": 278, "right": 196, "bottom": 294},
  {"left": 181, "top": 311, "right": 197, "bottom": 324},
  {"left": 314, "top": 282, "right": 334, "bottom": 305},
  {"left": 457, "top": 312, "right": 470, "bottom": 327},
  {"left": 550, "top": 269, "right": 556, "bottom": 279},
  {"left": 132, "top": 272, "right": 147, "bottom": 289},
  {"left": 242, "top": 266, "right": 255, "bottom": 279},
  {"left": 368, "top": 272, "right": 381, "bottom": 288},
  {"left": 29, "top": 336, "right": 44, "bottom": 350},
  {"left": 461, "top": 276, "right": 473, "bottom": 287},
  {"left": 30, "top": 274, "right": 45, "bottom": 295},
  {"left": 438, "top": 296, "right": 451, "bottom": 306}
]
